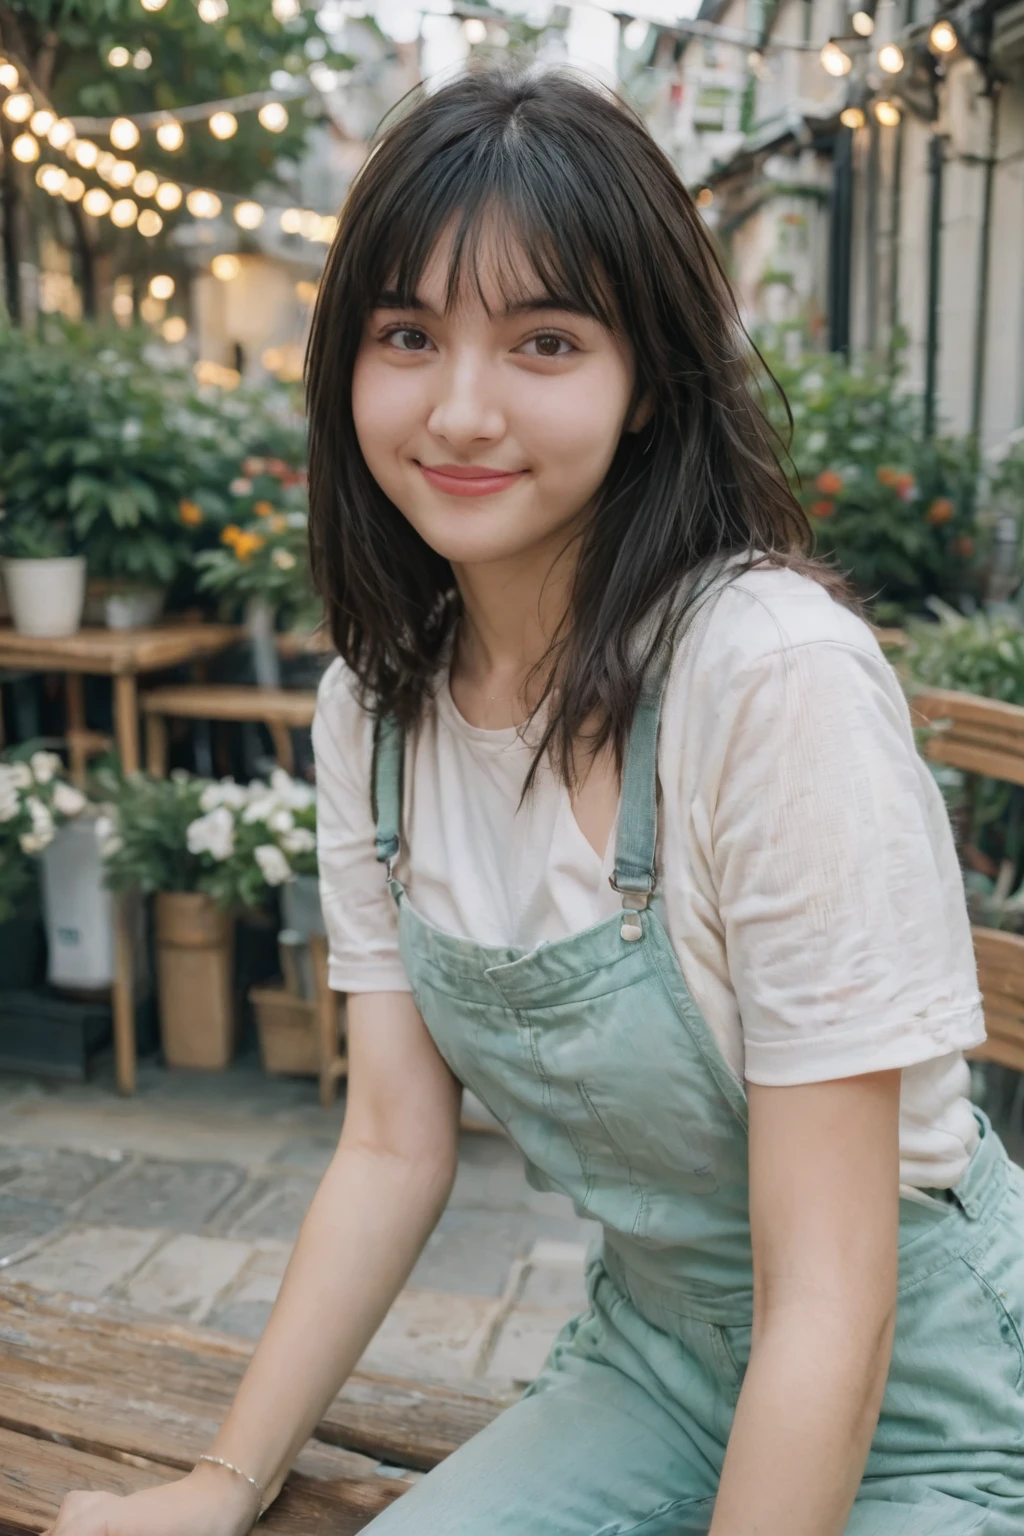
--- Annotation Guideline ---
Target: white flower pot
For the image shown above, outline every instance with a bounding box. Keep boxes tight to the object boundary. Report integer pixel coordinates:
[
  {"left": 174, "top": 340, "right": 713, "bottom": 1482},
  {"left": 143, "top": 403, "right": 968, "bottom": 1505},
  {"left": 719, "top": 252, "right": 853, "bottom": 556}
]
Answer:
[
  {"left": 2, "top": 556, "right": 87, "bottom": 639},
  {"left": 103, "top": 588, "right": 165, "bottom": 630}
]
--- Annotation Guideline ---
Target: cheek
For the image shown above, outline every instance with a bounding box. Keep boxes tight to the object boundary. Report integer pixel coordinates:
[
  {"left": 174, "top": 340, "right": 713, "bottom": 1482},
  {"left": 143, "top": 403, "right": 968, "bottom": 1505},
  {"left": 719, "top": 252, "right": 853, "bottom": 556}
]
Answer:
[
  {"left": 519, "top": 370, "right": 633, "bottom": 482},
  {"left": 351, "top": 352, "right": 419, "bottom": 472}
]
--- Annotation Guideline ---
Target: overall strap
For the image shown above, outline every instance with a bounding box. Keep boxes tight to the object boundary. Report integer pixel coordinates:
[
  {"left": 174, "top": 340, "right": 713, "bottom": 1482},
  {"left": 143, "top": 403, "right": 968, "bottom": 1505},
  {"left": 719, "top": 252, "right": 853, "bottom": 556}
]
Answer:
[
  {"left": 611, "top": 648, "right": 673, "bottom": 912},
  {"left": 372, "top": 713, "right": 404, "bottom": 877}
]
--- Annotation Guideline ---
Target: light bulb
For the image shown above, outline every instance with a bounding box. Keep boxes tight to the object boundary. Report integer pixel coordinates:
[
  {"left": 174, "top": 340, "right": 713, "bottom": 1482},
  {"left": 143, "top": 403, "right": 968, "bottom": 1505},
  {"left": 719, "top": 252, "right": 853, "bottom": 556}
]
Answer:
[
  {"left": 258, "top": 101, "right": 289, "bottom": 132},
  {"left": 929, "top": 19, "right": 958, "bottom": 52},
  {"left": 108, "top": 45, "right": 130, "bottom": 66},
  {"left": 36, "top": 164, "right": 68, "bottom": 193},
  {"left": 156, "top": 181, "right": 183, "bottom": 210},
  {"left": 279, "top": 207, "right": 301, "bottom": 234},
  {"left": 109, "top": 160, "right": 136, "bottom": 187},
  {"left": 73, "top": 139, "right": 99, "bottom": 169},
  {"left": 156, "top": 120, "right": 184, "bottom": 151},
  {"left": 209, "top": 111, "right": 238, "bottom": 139},
  {"left": 61, "top": 176, "right": 85, "bottom": 202},
  {"left": 874, "top": 98, "right": 901, "bottom": 125},
  {"left": 186, "top": 189, "right": 222, "bottom": 218},
  {"left": 30, "top": 109, "right": 55, "bottom": 136},
  {"left": 97, "top": 152, "right": 118, "bottom": 179},
  {"left": 211, "top": 253, "right": 241, "bottom": 281},
  {"left": 851, "top": 9, "right": 874, "bottom": 34},
  {"left": 233, "top": 200, "right": 264, "bottom": 229},
  {"left": 820, "top": 41, "right": 853, "bottom": 76},
  {"left": 840, "top": 105, "right": 866, "bottom": 128},
  {"left": 878, "top": 43, "right": 904, "bottom": 73},
  {"left": 133, "top": 48, "right": 152, "bottom": 68},
  {"left": 198, "top": 0, "right": 228, "bottom": 20},
  {"left": 622, "top": 17, "right": 649, "bottom": 50},
  {"left": 110, "top": 117, "right": 140, "bottom": 150},
  {"left": 162, "top": 316, "right": 187, "bottom": 342},
  {"left": 47, "top": 118, "right": 74, "bottom": 149},
  {"left": 149, "top": 274, "right": 175, "bottom": 299},
  {"left": 0, "top": 63, "right": 20, "bottom": 91},
  {"left": 133, "top": 169, "right": 158, "bottom": 197},
  {"left": 141, "top": 0, "right": 168, "bottom": 10},
  {"left": 110, "top": 198, "right": 139, "bottom": 227},
  {"left": 138, "top": 209, "right": 163, "bottom": 237},
  {"left": 83, "top": 187, "right": 113, "bottom": 216},
  {"left": 12, "top": 133, "right": 40, "bottom": 163},
  {"left": 2, "top": 93, "right": 34, "bottom": 124}
]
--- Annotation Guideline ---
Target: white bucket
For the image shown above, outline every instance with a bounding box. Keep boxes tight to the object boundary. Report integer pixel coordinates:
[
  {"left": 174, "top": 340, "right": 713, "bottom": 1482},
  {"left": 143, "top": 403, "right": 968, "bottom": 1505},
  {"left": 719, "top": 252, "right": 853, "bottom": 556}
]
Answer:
[{"left": 2, "top": 556, "right": 87, "bottom": 639}]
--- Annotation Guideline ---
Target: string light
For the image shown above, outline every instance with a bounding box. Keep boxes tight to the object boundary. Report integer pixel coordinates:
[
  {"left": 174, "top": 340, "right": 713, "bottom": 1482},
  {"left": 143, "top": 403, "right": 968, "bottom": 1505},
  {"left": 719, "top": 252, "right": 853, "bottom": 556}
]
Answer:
[
  {"left": 82, "top": 187, "right": 113, "bottom": 216},
  {"left": 48, "top": 119, "right": 74, "bottom": 149},
  {"left": 186, "top": 189, "right": 222, "bottom": 218},
  {"left": 73, "top": 139, "right": 99, "bottom": 169},
  {"left": 110, "top": 116, "right": 141, "bottom": 150},
  {"left": 133, "top": 169, "right": 159, "bottom": 197},
  {"left": 878, "top": 43, "right": 904, "bottom": 72},
  {"left": 138, "top": 209, "right": 163, "bottom": 236},
  {"left": 820, "top": 41, "right": 852, "bottom": 75},
  {"left": 209, "top": 110, "right": 238, "bottom": 139},
  {"left": 108, "top": 46, "right": 130, "bottom": 66},
  {"left": 280, "top": 208, "right": 301, "bottom": 234},
  {"left": 211, "top": 253, "right": 241, "bottom": 281},
  {"left": 258, "top": 101, "right": 288, "bottom": 132},
  {"left": 851, "top": 10, "right": 874, "bottom": 34},
  {"left": 36, "top": 164, "right": 68, "bottom": 193},
  {"left": 272, "top": 0, "right": 301, "bottom": 17},
  {"left": 874, "top": 98, "right": 901, "bottom": 125},
  {"left": 110, "top": 198, "right": 139, "bottom": 227},
  {"left": 162, "top": 316, "right": 187, "bottom": 342},
  {"left": 12, "top": 133, "right": 40, "bottom": 163},
  {"left": 233, "top": 200, "right": 264, "bottom": 229},
  {"left": 156, "top": 181, "right": 183, "bottom": 209},
  {"left": 0, "top": 62, "right": 20, "bottom": 91},
  {"left": 197, "top": 0, "right": 228, "bottom": 20},
  {"left": 929, "top": 18, "right": 958, "bottom": 52},
  {"left": 298, "top": 209, "right": 321, "bottom": 240},
  {"left": 139, "top": 294, "right": 164, "bottom": 324},
  {"left": 841, "top": 105, "right": 866, "bottom": 127},
  {"left": 149, "top": 274, "right": 175, "bottom": 299},
  {"left": 109, "top": 160, "right": 136, "bottom": 187},
  {"left": 156, "top": 120, "right": 185, "bottom": 151},
  {"left": 97, "top": 151, "right": 118, "bottom": 179},
  {"left": 30, "top": 109, "right": 55, "bottom": 136},
  {"left": 60, "top": 176, "right": 85, "bottom": 202},
  {"left": 141, "top": 0, "right": 168, "bottom": 10},
  {"left": 2, "top": 93, "right": 34, "bottom": 124}
]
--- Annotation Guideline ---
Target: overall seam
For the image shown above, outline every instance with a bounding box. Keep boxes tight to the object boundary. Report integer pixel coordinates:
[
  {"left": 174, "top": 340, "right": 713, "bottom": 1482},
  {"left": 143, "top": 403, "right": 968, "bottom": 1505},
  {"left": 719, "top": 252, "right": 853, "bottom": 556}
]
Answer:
[
  {"left": 605, "top": 1493, "right": 716, "bottom": 1536},
  {"left": 578, "top": 1081, "right": 648, "bottom": 1236},
  {"left": 958, "top": 1254, "right": 1024, "bottom": 1393}
]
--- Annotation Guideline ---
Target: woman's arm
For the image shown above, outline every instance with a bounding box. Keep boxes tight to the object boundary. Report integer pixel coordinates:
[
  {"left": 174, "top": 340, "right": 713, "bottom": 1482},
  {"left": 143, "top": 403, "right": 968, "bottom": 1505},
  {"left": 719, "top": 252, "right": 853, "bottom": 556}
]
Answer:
[
  {"left": 709, "top": 1068, "right": 901, "bottom": 1536},
  {"left": 47, "top": 991, "right": 462, "bottom": 1536}
]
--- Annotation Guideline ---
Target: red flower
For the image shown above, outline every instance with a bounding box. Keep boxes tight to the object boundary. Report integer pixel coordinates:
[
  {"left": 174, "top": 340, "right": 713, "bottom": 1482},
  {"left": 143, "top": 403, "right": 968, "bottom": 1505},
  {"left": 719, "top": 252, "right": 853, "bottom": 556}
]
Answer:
[
  {"left": 926, "top": 498, "right": 955, "bottom": 526},
  {"left": 815, "top": 470, "right": 843, "bottom": 495},
  {"left": 811, "top": 499, "right": 836, "bottom": 519}
]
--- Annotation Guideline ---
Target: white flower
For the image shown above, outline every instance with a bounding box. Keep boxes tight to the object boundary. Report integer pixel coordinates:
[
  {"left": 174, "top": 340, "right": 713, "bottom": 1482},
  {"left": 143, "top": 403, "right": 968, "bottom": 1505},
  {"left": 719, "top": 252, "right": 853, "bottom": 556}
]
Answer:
[
  {"left": 272, "top": 549, "right": 296, "bottom": 570},
  {"left": 26, "top": 797, "right": 54, "bottom": 838},
  {"left": 95, "top": 814, "right": 123, "bottom": 857},
  {"left": 186, "top": 806, "right": 235, "bottom": 862},
  {"left": 199, "top": 778, "right": 249, "bottom": 813},
  {"left": 0, "top": 767, "right": 20, "bottom": 823},
  {"left": 231, "top": 477, "right": 254, "bottom": 496},
  {"left": 267, "top": 806, "right": 294, "bottom": 834},
  {"left": 269, "top": 768, "right": 315, "bottom": 810},
  {"left": 255, "top": 843, "right": 292, "bottom": 886},
  {"left": 806, "top": 430, "right": 827, "bottom": 455},
  {"left": 52, "top": 782, "right": 87, "bottom": 818},
  {"left": 802, "top": 371, "right": 824, "bottom": 394},
  {"left": 19, "top": 832, "right": 48, "bottom": 854},
  {"left": 243, "top": 793, "right": 280, "bottom": 824},
  {"left": 281, "top": 827, "right": 316, "bottom": 855},
  {"left": 30, "top": 750, "right": 62, "bottom": 785}
]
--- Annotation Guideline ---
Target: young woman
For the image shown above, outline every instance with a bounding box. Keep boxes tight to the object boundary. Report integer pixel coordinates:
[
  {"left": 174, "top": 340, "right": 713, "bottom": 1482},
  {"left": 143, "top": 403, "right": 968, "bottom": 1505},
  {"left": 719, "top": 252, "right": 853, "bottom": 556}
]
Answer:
[{"left": 49, "top": 66, "right": 1023, "bottom": 1536}]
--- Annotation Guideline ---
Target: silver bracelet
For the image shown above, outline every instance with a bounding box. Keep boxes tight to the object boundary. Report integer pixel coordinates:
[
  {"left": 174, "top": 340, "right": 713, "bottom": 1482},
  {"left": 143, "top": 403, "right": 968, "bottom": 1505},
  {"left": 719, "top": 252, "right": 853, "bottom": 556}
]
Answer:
[{"left": 196, "top": 1454, "right": 267, "bottom": 1521}]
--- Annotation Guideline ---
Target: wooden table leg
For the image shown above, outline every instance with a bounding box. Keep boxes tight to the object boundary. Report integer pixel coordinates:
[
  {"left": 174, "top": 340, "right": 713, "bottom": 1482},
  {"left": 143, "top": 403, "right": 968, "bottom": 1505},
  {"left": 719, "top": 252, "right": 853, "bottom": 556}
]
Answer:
[
  {"left": 146, "top": 713, "right": 169, "bottom": 777},
  {"left": 113, "top": 893, "right": 136, "bottom": 1096},
  {"left": 114, "top": 674, "right": 140, "bottom": 775},
  {"left": 66, "top": 673, "right": 88, "bottom": 786}
]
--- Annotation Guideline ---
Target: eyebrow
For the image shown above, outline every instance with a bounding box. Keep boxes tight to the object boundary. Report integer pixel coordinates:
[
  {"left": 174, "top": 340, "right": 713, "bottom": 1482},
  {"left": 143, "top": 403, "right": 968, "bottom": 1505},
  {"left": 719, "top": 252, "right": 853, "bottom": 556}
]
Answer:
[{"left": 373, "top": 290, "right": 594, "bottom": 319}]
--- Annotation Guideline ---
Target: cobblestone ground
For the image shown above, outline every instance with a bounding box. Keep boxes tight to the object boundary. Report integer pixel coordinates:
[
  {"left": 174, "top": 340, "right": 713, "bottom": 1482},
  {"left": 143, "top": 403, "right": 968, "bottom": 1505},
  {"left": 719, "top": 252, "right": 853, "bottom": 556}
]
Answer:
[{"left": 0, "top": 1053, "right": 599, "bottom": 1389}]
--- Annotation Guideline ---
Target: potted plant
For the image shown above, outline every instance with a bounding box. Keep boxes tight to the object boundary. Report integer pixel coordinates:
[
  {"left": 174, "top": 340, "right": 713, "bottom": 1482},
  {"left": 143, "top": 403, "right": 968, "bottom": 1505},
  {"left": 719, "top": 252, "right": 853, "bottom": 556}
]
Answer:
[
  {"left": 100, "top": 772, "right": 290, "bottom": 1069},
  {"left": 0, "top": 748, "right": 89, "bottom": 988}
]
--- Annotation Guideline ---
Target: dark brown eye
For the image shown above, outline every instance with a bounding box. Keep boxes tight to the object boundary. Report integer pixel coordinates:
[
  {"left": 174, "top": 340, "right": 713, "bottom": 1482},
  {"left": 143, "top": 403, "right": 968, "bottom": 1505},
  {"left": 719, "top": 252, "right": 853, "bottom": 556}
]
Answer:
[
  {"left": 534, "top": 334, "right": 565, "bottom": 357},
  {"left": 390, "top": 328, "right": 430, "bottom": 352}
]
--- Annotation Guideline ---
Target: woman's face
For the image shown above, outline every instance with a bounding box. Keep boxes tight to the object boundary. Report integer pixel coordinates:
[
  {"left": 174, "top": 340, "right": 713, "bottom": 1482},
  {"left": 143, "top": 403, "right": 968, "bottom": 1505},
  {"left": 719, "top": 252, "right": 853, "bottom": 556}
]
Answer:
[{"left": 351, "top": 225, "right": 640, "bottom": 569}]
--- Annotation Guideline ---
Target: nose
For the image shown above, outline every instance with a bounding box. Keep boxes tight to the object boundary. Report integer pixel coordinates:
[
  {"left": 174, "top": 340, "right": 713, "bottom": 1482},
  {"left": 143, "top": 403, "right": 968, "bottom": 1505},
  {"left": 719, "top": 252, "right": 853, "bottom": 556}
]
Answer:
[{"left": 426, "top": 350, "right": 506, "bottom": 451}]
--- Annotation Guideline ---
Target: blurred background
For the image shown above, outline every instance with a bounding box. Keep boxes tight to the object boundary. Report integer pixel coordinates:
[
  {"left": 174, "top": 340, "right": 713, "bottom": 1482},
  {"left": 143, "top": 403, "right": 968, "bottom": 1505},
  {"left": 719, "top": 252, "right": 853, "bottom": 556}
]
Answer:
[{"left": 2, "top": 0, "right": 1024, "bottom": 1431}]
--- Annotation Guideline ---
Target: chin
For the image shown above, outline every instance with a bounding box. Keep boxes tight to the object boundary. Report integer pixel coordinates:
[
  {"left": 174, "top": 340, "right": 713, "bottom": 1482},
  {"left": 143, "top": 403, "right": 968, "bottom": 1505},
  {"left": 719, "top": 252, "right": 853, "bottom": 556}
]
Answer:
[{"left": 400, "top": 500, "right": 551, "bottom": 567}]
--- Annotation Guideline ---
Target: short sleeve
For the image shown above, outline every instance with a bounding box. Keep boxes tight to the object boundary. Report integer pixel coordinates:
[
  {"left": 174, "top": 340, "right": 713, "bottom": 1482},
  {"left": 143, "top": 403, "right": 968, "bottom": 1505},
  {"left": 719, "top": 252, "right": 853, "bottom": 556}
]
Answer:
[
  {"left": 710, "top": 639, "right": 985, "bottom": 1085},
  {"left": 312, "top": 660, "right": 411, "bottom": 994}
]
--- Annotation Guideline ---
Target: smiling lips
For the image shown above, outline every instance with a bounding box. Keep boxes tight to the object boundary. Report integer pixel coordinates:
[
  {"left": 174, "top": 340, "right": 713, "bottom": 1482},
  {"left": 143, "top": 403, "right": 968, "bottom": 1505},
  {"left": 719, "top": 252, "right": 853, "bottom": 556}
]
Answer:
[{"left": 418, "top": 462, "right": 527, "bottom": 498}]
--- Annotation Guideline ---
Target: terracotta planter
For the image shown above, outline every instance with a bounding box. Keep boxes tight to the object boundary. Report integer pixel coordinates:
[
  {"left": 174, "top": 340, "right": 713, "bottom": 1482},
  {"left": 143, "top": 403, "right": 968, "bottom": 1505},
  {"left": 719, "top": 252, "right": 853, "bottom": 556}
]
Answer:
[
  {"left": 154, "top": 892, "right": 236, "bottom": 1069},
  {"left": 250, "top": 983, "right": 320, "bottom": 1075}
]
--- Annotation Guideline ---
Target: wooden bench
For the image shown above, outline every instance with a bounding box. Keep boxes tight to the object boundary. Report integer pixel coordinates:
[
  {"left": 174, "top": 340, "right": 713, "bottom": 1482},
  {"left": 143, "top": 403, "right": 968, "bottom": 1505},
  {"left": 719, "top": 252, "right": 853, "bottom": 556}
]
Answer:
[
  {"left": 911, "top": 686, "right": 1024, "bottom": 1073},
  {"left": 0, "top": 1283, "right": 510, "bottom": 1534},
  {"left": 141, "top": 685, "right": 317, "bottom": 777}
]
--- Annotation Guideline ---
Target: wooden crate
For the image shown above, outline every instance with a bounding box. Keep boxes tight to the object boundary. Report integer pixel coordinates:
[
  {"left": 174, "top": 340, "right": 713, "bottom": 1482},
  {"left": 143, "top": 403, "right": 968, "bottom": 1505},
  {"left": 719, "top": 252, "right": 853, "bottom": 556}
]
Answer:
[{"left": 910, "top": 687, "right": 1024, "bottom": 790}]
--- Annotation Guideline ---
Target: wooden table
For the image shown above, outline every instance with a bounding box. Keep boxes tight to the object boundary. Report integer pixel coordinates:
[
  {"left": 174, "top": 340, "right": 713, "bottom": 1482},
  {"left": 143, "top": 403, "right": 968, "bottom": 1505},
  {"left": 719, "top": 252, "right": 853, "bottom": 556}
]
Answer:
[
  {"left": 0, "top": 623, "right": 242, "bottom": 1096},
  {"left": 0, "top": 1282, "right": 511, "bottom": 1534}
]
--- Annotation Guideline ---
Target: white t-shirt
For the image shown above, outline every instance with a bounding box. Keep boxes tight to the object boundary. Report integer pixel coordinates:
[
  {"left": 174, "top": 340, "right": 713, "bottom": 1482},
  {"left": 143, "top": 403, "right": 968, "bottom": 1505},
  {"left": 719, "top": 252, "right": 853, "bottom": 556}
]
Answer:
[{"left": 313, "top": 561, "right": 986, "bottom": 1189}]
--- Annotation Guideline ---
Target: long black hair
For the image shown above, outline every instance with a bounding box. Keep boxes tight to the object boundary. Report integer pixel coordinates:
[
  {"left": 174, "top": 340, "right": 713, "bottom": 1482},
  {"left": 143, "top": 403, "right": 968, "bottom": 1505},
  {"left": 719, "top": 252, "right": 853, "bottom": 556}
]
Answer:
[{"left": 306, "top": 64, "right": 860, "bottom": 783}]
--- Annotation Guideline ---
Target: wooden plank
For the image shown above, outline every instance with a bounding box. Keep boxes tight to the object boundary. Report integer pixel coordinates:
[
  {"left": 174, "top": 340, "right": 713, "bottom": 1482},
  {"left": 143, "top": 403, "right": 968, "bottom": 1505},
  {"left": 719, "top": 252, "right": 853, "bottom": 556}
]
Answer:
[
  {"left": 0, "top": 1425, "right": 399, "bottom": 1536},
  {"left": 0, "top": 624, "right": 241, "bottom": 676},
  {"left": 141, "top": 685, "right": 317, "bottom": 728},
  {"left": 0, "top": 1286, "right": 509, "bottom": 1472}
]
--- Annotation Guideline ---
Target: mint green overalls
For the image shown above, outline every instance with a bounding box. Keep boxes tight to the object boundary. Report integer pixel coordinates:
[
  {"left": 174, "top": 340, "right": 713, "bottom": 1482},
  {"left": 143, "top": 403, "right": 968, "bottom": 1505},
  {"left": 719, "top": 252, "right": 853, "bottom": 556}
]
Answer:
[{"left": 364, "top": 656, "right": 1024, "bottom": 1535}]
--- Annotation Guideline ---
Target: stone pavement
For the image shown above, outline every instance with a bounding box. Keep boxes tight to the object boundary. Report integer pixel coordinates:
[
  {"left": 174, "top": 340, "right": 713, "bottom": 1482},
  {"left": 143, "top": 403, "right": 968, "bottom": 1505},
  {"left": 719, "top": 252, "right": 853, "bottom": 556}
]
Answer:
[{"left": 0, "top": 1053, "right": 599, "bottom": 1389}]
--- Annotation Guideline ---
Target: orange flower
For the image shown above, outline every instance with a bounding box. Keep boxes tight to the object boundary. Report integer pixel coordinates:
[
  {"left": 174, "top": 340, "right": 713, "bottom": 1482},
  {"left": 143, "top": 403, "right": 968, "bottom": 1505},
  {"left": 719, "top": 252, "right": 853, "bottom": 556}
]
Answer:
[
  {"left": 179, "top": 499, "right": 203, "bottom": 526},
  {"left": 811, "top": 499, "right": 836, "bottom": 519},
  {"left": 895, "top": 472, "right": 916, "bottom": 495},
  {"left": 268, "top": 513, "right": 288, "bottom": 534},
  {"left": 220, "top": 524, "right": 243, "bottom": 548},
  {"left": 926, "top": 497, "right": 955, "bottom": 525},
  {"left": 253, "top": 500, "right": 275, "bottom": 518},
  {"left": 233, "top": 531, "right": 266, "bottom": 562},
  {"left": 815, "top": 470, "right": 843, "bottom": 495},
  {"left": 876, "top": 465, "right": 901, "bottom": 488},
  {"left": 265, "top": 458, "right": 288, "bottom": 478},
  {"left": 953, "top": 534, "right": 975, "bottom": 557},
  {"left": 242, "top": 456, "right": 266, "bottom": 476}
]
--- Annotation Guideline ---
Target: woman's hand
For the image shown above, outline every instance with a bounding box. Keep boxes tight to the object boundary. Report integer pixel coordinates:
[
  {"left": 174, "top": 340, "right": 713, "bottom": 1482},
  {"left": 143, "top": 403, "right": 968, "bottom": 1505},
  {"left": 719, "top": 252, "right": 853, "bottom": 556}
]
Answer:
[{"left": 43, "top": 1464, "right": 261, "bottom": 1536}]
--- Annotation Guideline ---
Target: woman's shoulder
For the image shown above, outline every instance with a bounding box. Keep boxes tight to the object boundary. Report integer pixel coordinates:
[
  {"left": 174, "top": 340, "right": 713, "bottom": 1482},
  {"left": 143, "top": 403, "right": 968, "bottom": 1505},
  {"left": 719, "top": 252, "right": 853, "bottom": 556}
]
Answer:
[{"left": 313, "top": 657, "right": 376, "bottom": 781}]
